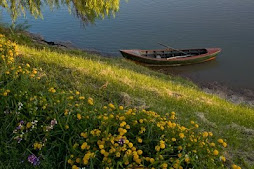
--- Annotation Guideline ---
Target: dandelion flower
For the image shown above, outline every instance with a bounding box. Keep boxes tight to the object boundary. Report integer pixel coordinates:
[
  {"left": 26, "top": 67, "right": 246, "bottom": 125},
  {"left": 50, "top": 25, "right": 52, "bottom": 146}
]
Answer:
[
  {"left": 217, "top": 139, "right": 224, "bottom": 144},
  {"left": 213, "top": 149, "right": 219, "bottom": 155},
  {"left": 222, "top": 142, "right": 227, "bottom": 147},
  {"left": 220, "top": 156, "right": 226, "bottom": 162},
  {"left": 179, "top": 133, "right": 185, "bottom": 139},
  {"left": 150, "top": 158, "right": 155, "bottom": 163},
  {"left": 77, "top": 114, "right": 82, "bottom": 120},
  {"left": 72, "top": 165, "right": 79, "bottom": 169}
]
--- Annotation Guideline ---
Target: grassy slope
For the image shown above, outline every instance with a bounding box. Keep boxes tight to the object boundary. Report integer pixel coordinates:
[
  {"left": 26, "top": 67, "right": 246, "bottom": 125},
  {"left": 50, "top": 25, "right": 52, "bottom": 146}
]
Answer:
[
  {"left": 18, "top": 46, "right": 254, "bottom": 167},
  {"left": 2, "top": 29, "right": 254, "bottom": 168}
]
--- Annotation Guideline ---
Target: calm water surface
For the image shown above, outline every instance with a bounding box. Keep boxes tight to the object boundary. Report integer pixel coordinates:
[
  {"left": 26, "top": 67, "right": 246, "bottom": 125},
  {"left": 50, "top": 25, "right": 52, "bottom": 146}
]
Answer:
[{"left": 2, "top": 0, "right": 254, "bottom": 89}]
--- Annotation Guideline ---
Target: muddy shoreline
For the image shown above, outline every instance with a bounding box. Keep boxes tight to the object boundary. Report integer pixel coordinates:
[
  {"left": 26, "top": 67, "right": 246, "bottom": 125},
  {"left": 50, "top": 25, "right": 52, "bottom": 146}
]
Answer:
[
  {"left": 26, "top": 32, "right": 254, "bottom": 107},
  {"left": 175, "top": 74, "right": 254, "bottom": 107}
]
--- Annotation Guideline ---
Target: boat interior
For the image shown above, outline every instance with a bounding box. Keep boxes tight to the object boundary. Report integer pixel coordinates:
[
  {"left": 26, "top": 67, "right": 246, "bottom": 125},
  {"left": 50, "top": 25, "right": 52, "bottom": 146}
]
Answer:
[{"left": 138, "top": 49, "right": 207, "bottom": 59}]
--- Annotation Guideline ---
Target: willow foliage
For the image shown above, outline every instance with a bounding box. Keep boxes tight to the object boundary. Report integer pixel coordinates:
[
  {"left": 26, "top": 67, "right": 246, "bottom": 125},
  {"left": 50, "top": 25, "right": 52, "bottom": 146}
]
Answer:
[{"left": 0, "top": 0, "right": 120, "bottom": 24}]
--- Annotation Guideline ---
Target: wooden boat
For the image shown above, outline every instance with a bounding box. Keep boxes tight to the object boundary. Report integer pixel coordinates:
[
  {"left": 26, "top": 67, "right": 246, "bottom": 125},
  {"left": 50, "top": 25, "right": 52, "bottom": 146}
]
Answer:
[{"left": 120, "top": 48, "right": 221, "bottom": 66}]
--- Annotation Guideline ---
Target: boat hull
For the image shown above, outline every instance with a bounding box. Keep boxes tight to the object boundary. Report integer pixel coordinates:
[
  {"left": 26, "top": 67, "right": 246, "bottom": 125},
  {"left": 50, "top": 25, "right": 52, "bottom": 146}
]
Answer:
[{"left": 120, "top": 48, "right": 221, "bottom": 66}]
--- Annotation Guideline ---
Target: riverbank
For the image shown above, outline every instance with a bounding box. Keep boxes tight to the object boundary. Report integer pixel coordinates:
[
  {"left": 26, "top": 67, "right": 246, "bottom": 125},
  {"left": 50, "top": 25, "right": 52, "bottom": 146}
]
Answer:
[
  {"left": 23, "top": 31, "right": 254, "bottom": 107},
  {"left": 1, "top": 28, "right": 254, "bottom": 168},
  {"left": 22, "top": 30, "right": 254, "bottom": 108},
  {"left": 199, "top": 81, "right": 254, "bottom": 107},
  {"left": 168, "top": 72, "right": 254, "bottom": 107}
]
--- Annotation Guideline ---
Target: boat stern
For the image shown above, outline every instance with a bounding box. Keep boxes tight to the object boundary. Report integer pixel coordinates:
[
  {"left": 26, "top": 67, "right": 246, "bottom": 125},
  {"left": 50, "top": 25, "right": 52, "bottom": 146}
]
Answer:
[{"left": 207, "top": 48, "right": 222, "bottom": 54}]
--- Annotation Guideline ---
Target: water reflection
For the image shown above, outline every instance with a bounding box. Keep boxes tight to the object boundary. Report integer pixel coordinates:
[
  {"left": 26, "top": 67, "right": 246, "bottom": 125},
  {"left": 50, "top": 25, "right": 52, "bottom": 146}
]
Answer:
[
  {"left": 0, "top": 0, "right": 120, "bottom": 24},
  {"left": 151, "top": 59, "right": 219, "bottom": 76}
]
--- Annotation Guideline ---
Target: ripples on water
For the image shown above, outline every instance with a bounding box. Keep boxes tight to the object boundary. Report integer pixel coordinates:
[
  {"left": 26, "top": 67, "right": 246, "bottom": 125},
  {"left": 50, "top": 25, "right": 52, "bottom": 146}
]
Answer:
[{"left": 1, "top": 0, "right": 254, "bottom": 89}]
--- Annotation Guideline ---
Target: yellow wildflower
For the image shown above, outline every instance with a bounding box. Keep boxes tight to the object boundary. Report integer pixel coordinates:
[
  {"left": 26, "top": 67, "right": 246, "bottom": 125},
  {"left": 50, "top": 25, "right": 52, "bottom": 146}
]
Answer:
[
  {"left": 232, "top": 164, "right": 241, "bottom": 169},
  {"left": 100, "top": 149, "right": 106, "bottom": 154},
  {"left": 139, "top": 127, "right": 146, "bottom": 134},
  {"left": 83, "top": 159, "right": 88, "bottom": 165},
  {"left": 209, "top": 132, "right": 213, "bottom": 136},
  {"left": 185, "top": 157, "right": 190, "bottom": 163},
  {"left": 72, "top": 165, "right": 79, "bottom": 169},
  {"left": 116, "top": 152, "right": 121, "bottom": 157},
  {"left": 137, "top": 137, "right": 142, "bottom": 143},
  {"left": 218, "top": 139, "right": 224, "bottom": 144},
  {"left": 210, "top": 142, "right": 215, "bottom": 147},
  {"left": 77, "top": 114, "right": 82, "bottom": 120},
  {"left": 79, "top": 96, "right": 85, "bottom": 100},
  {"left": 108, "top": 103, "right": 115, "bottom": 109},
  {"left": 81, "top": 132, "right": 88, "bottom": 138},
  {"left": 126, "top": 125, "right": 130, "bottom": 129},
  {"left": 120, "top": 121, "right": 127, "bottom": 127},
  {"left": 67, "top": 159, "right": 74, "bottom": 165},
  {"left": 64, "top": 109, "right": 69, "bottom": 116},
  {"left": 137, "top": 150, "right": 143, "bottom": 155},
  {"left": 81, "top": 142, "right": 88, "bottom": 150},
  {"left": 162, "top": 163, "right": 168, "bottom": 168},
  {"left": 26, "top": 122, "right": 32, "bottom": 129},
  {"left": 155, "top": 145, "right": 160, "bottom": 152},
  {"left": 3, "top": 91, "right": 8, "bottom": 96},
  {"left": 179, "top": 133, "right": 185, "bottom": 139},
  {"left": 160, "top": 143, "right": 165, "bottom": 149},
  {"left": 128, "top": 143, "right": 133, "bottom": 148},
  {"left": 88, "top": 98, "right": 94, "bottom": 105},
  {"left": 118, "top": 128, "right": 127, "bottom": 136},
  {"left": 220, "top": 156, "right": 226, "bottom": 162},
  {"left": 222, "top": 142, "right": 227, "bottom": 147},
  {"left": 73, "top": 143, "right": 79, "bottom": 149},
  {"left": 213, "top": 149, "right": 219, "bottom": 155},
  {"left": 119, "top": 116, "right": 125, "bottom": 121},
  {"left": 178, "top": 146, "right": 183, "bottom": 150},
  {"left": 203, "top": 132, "right": 209, "bottom": 137},
  {"left": 150, "top": 158, "right": 155, "bottom": 163},
  {"left": 33, "top": 142, "right": 42, "bottom": 150},
  {"left": 48, "top": 87, "right": 56, "bottom": 93},
  {"left": 76, "top": 158, "right": 81, "bottom": 163}
]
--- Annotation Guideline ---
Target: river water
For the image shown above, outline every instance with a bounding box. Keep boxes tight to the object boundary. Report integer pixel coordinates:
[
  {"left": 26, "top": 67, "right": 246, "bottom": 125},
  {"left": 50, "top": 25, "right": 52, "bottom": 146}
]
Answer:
[{"left": 1, "top": 0, "right": 254, "bottom": 90}]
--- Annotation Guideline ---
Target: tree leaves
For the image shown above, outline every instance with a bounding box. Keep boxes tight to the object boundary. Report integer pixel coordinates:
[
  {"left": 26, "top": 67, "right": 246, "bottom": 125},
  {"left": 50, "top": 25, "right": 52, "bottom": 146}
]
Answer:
[{"left": 1, "top": 0, "right": 120, "bottom": 24}]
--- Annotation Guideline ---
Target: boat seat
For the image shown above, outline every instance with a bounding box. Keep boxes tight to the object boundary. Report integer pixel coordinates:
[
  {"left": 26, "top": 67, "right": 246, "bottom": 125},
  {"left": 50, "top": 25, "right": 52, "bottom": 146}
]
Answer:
[{"left": 132, "top": 51, "right": 141, "bottom": 55}]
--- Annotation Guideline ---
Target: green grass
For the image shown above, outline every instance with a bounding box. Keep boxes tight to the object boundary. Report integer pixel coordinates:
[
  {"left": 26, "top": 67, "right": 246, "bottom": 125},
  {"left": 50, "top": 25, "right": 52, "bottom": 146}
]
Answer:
[{"left": 1, "top": 29, "right": 254, "bottom": 168}]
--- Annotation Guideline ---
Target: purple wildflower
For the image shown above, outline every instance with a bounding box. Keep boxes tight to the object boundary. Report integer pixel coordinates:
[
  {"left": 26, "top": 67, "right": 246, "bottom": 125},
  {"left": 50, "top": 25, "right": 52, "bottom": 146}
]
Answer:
[
  {"left": 50, "top": 119, "right": 57, "bottom": 126},
  {"left": 16, "top": 121, "right": 24, "bottom": 130},
  {"left": 118, "top": 138, "right": 125, "bottom": 145},
  {"left": 17, "top": 137, "right": 22, "bottom": 143},
  {"left": 28, "top": 154, "right": 40, "bottom": 166}
]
